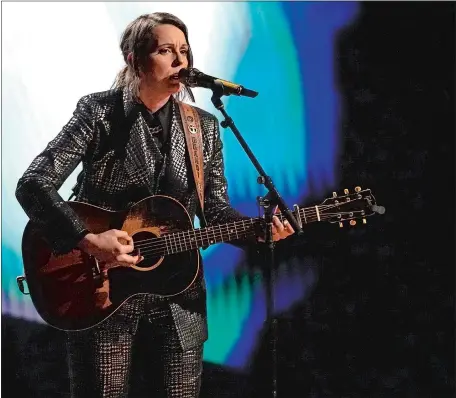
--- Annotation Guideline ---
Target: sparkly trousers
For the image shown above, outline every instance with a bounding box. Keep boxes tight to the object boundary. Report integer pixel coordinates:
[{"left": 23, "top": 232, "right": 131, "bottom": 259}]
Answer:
[{"left": 66, "top": 296, "right": 203, "bottom": 398}]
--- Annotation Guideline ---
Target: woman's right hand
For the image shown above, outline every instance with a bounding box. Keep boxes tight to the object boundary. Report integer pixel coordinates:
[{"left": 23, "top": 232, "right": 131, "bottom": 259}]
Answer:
[{"left": 78, "top": 229, "right": 143, "bottom": 266}]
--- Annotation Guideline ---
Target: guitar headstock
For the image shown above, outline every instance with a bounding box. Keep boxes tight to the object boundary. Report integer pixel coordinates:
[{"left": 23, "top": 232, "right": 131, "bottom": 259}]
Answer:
[{"left": 320, "top": 186, "right": 385, "bottom": 227}]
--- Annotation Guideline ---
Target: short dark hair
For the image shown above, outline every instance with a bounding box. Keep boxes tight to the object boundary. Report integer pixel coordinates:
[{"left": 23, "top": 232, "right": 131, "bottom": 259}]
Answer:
[{"left": 113, "top": 12, "right": 194, "bottom": 102}]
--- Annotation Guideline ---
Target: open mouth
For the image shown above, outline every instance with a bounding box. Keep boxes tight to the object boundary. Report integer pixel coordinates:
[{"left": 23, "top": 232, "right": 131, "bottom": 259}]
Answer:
[{"left": 170, "top": 73, "right": 180, "bottom": 81}]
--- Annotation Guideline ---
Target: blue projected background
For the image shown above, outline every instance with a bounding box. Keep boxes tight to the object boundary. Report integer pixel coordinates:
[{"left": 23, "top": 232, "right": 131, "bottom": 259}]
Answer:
[{"left": 2, "top": 2, "right": 359, "bottom": 370}]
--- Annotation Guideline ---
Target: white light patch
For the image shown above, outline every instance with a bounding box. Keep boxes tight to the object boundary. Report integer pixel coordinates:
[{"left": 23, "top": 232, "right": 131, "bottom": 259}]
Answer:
[
  {"left": 1, "top": 2, "right": 252, "bottom": 318},
  {"left": 2, "top": 2, "right": 251, "bottom": 243}
]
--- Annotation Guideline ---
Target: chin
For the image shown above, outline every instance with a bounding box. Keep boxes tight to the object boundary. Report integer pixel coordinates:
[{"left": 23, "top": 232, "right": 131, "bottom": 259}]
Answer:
[{"left": 167, "top": 82, "right": 184, "bottom": 96}]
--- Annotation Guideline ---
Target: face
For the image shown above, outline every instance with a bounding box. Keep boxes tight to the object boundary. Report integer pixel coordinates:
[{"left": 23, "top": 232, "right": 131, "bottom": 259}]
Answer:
[{"left": 142, "top": 24, "right": 189, "bottom": 95}]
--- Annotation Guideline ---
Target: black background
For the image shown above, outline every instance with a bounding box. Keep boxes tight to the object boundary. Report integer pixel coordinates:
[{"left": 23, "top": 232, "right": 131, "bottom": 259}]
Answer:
[{"left": 250, "top": 2, "right": 454, "bottom": 397}]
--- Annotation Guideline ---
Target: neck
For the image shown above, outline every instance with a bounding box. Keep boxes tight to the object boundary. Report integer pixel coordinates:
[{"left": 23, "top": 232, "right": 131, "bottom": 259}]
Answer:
[{"left": 139, "top": 83, "right": 171, "bottom": 113}]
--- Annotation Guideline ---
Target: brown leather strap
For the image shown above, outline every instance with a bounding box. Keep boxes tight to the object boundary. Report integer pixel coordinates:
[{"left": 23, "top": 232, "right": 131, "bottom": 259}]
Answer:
[{"left": 177, "top": 101, "right": 206, "bottom": 221}]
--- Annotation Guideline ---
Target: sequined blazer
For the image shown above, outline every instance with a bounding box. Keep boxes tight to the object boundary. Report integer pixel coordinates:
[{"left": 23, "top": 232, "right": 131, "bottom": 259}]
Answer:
[{"left": 16, "top": 88, "right": 248, "bottom": 349}]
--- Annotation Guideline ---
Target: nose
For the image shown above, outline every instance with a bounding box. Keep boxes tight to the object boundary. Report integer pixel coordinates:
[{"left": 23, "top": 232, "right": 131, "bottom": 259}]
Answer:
[{"left": 173, "top": 51, "right": 185, "bottom": 67}]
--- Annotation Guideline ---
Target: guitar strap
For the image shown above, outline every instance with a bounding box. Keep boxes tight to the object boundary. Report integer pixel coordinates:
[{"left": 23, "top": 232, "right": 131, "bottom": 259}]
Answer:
[{"left": 177, "top": 101, "right": 207, "bottom": 228}]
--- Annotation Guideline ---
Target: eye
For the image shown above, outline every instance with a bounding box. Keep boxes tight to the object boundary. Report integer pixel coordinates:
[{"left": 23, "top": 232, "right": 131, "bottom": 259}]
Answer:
[
  {"left": 180, "top": 49, "right": 189, "bottom": 55},
  {"left": 158, "top": 48, "right": 172, "bottom": 55}
]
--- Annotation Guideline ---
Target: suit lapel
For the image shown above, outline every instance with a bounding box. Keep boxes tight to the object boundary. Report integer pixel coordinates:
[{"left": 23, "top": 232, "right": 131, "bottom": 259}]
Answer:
[
  {"left": 121, "top": 90, "right": 164, "bottom": 196},
  {"left": 168, "top": 99, "right": 188, "bottom": 185}
]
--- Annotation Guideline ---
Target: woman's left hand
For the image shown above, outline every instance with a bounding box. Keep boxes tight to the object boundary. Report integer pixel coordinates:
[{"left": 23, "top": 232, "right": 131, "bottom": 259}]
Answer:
[{"left": 257, "top": 209, "right": 295, "bottom": 242}]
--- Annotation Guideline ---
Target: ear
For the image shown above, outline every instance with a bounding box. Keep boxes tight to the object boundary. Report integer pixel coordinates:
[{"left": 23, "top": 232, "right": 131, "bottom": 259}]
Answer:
[{"left": 127, "top": 52, "right": 134, "bottom": 66}]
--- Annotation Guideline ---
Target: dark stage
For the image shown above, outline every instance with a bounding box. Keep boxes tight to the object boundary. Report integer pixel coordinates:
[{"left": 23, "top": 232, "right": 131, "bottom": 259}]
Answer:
[{"left": 2, "top": 2, "right": 454, "bottom": 397}]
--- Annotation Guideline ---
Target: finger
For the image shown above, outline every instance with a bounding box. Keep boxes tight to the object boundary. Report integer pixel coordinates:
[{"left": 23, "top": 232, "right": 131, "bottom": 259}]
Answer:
[
  {"left": 272, "top": 227, "right": 282, "bottom": 241},
  {"left": 115, "top": 241, "right": 135, "bottom": 254},
  {"left": 273, "top": 232, "right": 282, "bottom": 242},
  {"left": 116, "top": 253, "right": 140, "bottom": 265},
  {"left": 274, "top": 222, "right": 291, "bottom": 241},
  {"left": 283, "top": 219, "right": 295, "bottom": 234},
  {"left": 272, "top": 216, "right": 285, "bottom": 233},
  {"left": 115, "top": 230, "right": 134, "bottom": 245}
]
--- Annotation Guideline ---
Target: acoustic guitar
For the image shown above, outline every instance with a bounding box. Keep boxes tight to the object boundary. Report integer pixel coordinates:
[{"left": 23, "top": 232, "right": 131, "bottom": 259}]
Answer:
[{"left": 18, "top": 187, "right": 384, "bottom": 331}]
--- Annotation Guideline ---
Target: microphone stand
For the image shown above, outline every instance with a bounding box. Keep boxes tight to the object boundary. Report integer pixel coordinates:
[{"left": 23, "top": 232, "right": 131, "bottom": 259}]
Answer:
[{"left": 209, "top": 81, "right": 303, "bottom": 398}]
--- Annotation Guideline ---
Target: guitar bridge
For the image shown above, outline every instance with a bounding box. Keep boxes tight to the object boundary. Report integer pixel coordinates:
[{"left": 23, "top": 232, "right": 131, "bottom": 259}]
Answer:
[{"left": 16, "top": 276, "right": 30, "bottom": 295}]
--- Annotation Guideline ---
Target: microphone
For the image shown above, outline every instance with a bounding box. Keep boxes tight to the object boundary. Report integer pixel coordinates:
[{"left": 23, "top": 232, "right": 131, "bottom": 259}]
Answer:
[{"left": 178, "top": 68, "right": 258, "bottom": 98}]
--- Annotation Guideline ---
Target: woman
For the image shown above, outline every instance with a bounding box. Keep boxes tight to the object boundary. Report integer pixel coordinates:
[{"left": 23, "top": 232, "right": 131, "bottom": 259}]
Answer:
[{"left": 16, "top": 12, "right": 294, "bottom": 398}]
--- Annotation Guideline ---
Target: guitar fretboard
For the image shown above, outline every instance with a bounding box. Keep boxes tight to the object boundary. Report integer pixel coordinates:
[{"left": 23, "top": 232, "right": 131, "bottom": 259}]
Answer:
[{"left": 135, "top": 205, "right": 329, "bottom": 257}]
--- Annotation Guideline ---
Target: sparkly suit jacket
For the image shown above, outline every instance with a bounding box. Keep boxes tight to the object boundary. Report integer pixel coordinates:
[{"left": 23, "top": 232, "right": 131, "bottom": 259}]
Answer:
[{"left": 16, "top": 88, "right": 248, "bottom": 350}]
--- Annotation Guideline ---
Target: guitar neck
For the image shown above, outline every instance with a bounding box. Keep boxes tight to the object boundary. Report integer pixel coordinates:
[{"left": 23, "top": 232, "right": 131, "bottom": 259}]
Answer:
[{"left": 157, "top": 205, "right": 324, "bottom": 255}]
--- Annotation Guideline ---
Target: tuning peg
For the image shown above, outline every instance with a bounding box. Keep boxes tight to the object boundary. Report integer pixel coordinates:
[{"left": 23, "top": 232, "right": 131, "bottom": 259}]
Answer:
[
  {"left": 339, "top": 222, "right": 343, "bottom": 228},
  {"left": 363, "top": 218, "right": 367, "bottom": 224},
  {"left": 332, "top": 192, "right": 337, "bottom": 198},
  {"left": 344, "top": 188, "right": 349, "bottom": 194},
  {"left": 355, "top": 186, "right": 361, "bottom": 192},
  {"left": 350, "top": 220, "right": 356, "bottom": 226}
]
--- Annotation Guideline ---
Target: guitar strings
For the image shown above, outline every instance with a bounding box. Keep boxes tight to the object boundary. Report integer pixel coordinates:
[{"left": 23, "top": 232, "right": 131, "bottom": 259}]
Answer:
[
  {"left": 136, "top": 229, "right": 260, "bottom": 258},
  {"left": 135, "top": 211, "right": 357, "bottom": 258},
  {"left": 132, "top": 202, "right": 346, "bottom": 248},
  {"left": 132, "top": 205, "right": 359, "bottom": 255},
  {"left": 136, "top": 212, "right": 351, "bottom": 258}
]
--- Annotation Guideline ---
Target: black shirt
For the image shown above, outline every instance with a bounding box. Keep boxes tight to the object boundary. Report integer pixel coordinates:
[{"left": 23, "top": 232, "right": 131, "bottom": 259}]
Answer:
[{"left": 140, "top": 98, "right": 172, "bottom": 152}]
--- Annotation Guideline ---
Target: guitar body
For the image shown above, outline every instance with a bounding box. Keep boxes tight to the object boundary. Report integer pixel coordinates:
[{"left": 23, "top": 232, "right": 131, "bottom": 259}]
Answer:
[{"left": 21, "top": 195, "right": 199, "bottom": 331}]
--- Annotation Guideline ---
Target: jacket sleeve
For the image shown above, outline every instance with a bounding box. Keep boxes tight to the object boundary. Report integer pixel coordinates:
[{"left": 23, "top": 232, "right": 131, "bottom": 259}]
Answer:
[
  {"left": 201, "top": 117, "right": 258, "bottom": 248},
  {"left": 15, "top": 96, "right": 95, "bottom": 254}
]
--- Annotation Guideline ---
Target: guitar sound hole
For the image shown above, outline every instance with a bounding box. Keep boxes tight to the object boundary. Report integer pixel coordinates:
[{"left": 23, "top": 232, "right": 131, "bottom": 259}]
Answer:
[{"left": 132, "top": 231, "right": 162, "bottom": 270}]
